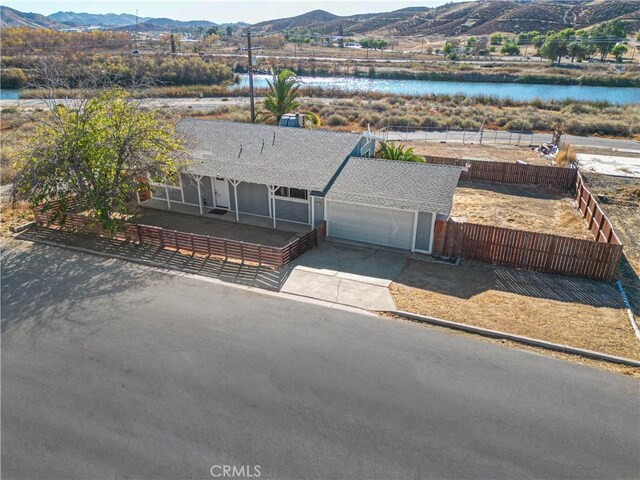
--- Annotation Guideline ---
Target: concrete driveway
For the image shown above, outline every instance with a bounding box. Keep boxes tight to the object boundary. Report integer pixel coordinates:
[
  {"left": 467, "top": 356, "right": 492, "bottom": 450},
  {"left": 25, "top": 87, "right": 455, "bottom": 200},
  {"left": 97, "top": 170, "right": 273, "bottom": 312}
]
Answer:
[{"left": 280, "top": 240, "right": 407, "bottom": 311}]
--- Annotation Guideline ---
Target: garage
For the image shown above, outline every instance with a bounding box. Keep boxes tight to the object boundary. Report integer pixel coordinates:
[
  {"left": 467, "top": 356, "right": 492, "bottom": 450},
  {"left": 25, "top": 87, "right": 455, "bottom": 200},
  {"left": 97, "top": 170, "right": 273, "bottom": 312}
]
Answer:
[
  {"left": 327, "top": 200, "right": 415, "bottom": 250},
  {"left": 324, "top": 157, "right": 464, "bottom": 253}
]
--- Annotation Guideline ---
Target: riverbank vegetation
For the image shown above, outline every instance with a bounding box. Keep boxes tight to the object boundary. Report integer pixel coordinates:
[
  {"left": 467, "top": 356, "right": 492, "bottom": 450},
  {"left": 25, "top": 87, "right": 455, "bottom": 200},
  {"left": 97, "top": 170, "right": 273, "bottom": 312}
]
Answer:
[
  {"left": 1, "top": 53, "right": 233, "bottom": 89},
  {"left": 10, "top": 86, "right": 639, "bottom": 139}
]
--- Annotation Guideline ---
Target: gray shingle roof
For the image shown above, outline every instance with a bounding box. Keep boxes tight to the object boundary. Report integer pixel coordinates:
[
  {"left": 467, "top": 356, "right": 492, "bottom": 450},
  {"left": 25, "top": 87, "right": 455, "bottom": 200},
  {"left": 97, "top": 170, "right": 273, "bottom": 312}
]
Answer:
[
  {"left": 177, "top": 119, "right": 363, "bottom": 191},
  {"left": 326, "top": 157, "right": 464, "bottom": 215}
]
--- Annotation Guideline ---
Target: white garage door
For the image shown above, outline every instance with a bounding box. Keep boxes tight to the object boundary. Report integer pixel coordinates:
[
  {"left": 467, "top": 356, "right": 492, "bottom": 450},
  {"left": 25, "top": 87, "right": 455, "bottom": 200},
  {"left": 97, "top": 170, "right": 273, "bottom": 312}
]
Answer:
[{"left": 327, "top": 200, "right": 415, "bottom": 250}]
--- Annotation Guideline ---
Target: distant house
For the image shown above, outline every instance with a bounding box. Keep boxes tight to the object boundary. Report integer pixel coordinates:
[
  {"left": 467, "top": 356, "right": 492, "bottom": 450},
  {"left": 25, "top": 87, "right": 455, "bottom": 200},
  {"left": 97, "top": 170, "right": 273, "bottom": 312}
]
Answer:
[{"left": 147, "top": 119, "right": 462, "bottom": 254}]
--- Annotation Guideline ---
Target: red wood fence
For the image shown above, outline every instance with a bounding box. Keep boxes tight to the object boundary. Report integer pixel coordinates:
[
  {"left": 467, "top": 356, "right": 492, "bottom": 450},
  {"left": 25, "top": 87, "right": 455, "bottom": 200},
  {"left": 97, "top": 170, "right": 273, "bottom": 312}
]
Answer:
[
  {"left": 432, "top": 219, "right": 623, "bottom": 281},
  {"left": 574, "top": 171, "right": 622, "bottom": 245},
  {"left": 34, "top": 205, "right": 324, "bottom": 269},
  {"left": 423, "top": 156, "right": 578, "bottom": 189}
]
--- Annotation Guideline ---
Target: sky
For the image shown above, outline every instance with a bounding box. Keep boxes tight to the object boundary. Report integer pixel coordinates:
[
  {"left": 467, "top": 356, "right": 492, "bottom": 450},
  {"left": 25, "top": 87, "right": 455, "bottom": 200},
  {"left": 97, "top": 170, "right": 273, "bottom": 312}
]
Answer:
[{"left": 6, "top": 0, "right": 452, "bottom": 24}]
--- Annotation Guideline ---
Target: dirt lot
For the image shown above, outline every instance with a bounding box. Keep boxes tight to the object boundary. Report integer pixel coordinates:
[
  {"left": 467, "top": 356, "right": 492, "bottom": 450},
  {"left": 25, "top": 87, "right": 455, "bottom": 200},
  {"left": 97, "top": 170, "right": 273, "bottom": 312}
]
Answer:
[
  {"left": 451, "top": 181, "right": 591, "bottom": 239},
  {"left": 406, "top": 142, "right": 552, "bottom": 166},
  {"left": 0, "top": 202, "right": 33, "bottom": 236},
  {"left": 581, "top": 172, "right": 640, "bottom": 314},
  {"left": 390, "top": 259, "right": 639, "bottom": 362}
]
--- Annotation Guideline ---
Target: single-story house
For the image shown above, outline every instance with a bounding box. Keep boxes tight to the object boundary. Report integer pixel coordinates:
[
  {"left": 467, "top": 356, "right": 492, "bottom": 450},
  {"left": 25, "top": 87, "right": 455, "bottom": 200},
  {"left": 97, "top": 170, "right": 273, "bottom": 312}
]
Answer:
[{"left": 147, "top": 119, "right": 463, "bottom": 254}]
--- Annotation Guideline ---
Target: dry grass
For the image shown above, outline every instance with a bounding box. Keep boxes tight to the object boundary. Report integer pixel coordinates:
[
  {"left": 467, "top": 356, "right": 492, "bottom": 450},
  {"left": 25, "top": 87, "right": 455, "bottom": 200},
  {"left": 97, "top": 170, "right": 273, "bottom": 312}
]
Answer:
[
  {"left": 554, "top": 142, "right": 577, "bottom": 167},
  {"left": 390, "top": 259, "right": 640, "bottom": 362},
  {"left": 451, "top": 182, "right": 592, "bottom": 239},
  {"left": 0, "top": 202, "right": 33, "bottom": 236}
]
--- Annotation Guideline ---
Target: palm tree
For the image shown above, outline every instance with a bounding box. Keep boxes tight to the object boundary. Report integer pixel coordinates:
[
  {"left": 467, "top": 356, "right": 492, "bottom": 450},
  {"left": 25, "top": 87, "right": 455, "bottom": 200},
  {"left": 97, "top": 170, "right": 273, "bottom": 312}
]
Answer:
[
  {"left": 258, "top": 69, "right": 320, "bottom": 127},
  {"left": 376, "top": 142, "right": 424, "bottom": 162}
]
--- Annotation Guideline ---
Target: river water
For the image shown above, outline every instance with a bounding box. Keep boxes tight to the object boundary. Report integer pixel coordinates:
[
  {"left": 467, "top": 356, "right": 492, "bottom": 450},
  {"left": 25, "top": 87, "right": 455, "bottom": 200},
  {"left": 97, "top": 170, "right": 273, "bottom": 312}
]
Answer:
[
  {"left": 234, "top": 74, "right": 640, "bottom": 105},
  {"left": 3, "top": 75, "right": 639, "bottom": 104}
]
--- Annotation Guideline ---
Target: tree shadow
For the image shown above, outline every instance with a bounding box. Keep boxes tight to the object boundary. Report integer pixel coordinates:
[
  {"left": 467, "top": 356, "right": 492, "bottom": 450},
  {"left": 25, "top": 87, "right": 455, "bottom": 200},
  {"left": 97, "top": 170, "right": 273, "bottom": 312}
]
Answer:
[{"left": 1, "top": 238, "right": 169, "bottom": 337}]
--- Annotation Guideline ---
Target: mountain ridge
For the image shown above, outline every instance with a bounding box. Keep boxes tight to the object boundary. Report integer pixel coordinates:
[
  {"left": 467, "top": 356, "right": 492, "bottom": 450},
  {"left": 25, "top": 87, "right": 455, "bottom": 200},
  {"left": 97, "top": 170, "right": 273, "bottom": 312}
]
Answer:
[{"left": 1, "top": 1, "right": 638, "bottom": 34}]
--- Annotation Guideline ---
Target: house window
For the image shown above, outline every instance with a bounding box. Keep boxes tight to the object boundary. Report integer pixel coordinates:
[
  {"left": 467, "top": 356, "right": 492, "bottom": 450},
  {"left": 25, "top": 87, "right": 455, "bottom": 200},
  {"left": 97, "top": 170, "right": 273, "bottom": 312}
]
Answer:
[
  {"left": 290, "top": 188, "right": 308, "bottom": 200},
  {"left": 148, "top": 173, "right": 180, "bottom": 188},
  {"left": 274, "top": 186, "right": 308, "bottom": 200},
  {"left": 275, "top": 187, "right": 289, "bottom": 197}
]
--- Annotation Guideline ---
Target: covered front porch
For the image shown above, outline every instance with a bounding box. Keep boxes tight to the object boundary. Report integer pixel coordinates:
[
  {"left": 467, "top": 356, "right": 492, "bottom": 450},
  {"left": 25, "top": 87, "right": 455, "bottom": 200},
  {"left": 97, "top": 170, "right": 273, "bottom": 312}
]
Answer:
[{"left": 145, "top": 173, "right": 320, "bottom": 234}]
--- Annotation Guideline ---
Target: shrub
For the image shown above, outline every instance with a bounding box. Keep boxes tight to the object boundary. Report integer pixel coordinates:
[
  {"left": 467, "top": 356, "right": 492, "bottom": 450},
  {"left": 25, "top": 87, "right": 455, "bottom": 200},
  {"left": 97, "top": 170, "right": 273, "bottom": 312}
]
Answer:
[
  {"left": 505, "top": 118, "right": 533, "bottom": 131},
  {"left": 326, "top": 114, "right": 348, "bottom": 126},
  {"left": 554, "top": 143, "right": 576, "bottom": 167},
  {"left": 1, "top": 68, "right": 28, "bottom": 88}
]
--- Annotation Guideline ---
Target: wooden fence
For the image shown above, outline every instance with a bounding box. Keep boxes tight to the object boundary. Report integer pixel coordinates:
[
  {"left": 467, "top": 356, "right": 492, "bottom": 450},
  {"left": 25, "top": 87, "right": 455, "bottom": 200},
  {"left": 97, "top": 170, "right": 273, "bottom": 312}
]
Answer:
[
  {"left": 423, "top": 156, "right": 578, "bottom": 189},
  {"left": 574, "top": 172, "right": 622, "bottom": 245},
  {"left": 432, "top": 219, "right": 623, "bottom": 281},
  {"left": 34, "top": 205, "right": 323, "bottom": 269}
]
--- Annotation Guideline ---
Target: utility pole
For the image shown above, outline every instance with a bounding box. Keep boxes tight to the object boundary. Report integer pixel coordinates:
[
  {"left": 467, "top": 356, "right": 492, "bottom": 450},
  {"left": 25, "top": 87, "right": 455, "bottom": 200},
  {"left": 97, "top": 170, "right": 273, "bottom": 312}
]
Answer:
[
  {"left": 134, "top": 9, "right": 138, "bottom": 51},
  {"left": 170, "top": 33, "right": 176, "bottom": 54},
  {"left": 246, "top": 29, "right": 255, "bottom": 123}
]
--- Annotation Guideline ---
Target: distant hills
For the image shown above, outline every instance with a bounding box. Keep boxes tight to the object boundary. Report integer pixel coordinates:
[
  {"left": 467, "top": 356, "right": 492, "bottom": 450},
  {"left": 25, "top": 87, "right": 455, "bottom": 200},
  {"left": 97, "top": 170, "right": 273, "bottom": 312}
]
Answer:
[
  {"left": 0, "top": 6, "right": 238, "bottom": 31},
  {"left": 0, "top": 6, "right": 60, "bottom": 29},
  {"left": 1, "top": 1, "right": 639, "bottom": 35},
  {"left": 253, "top": 1, "right": 640, "bottom": 36}
]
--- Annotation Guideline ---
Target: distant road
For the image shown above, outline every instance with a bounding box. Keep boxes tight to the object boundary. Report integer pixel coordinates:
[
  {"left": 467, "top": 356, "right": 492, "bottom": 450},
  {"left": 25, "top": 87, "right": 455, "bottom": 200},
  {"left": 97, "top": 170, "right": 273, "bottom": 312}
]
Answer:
[
  {"left": 2, "top": 242, "right": 639, "bottom": 479},
  {"left": 3, "top": 97, "right": 638, "bottom": 151},
  {"left": 381, "top": 129, "right": 640, "bottom": 150}
]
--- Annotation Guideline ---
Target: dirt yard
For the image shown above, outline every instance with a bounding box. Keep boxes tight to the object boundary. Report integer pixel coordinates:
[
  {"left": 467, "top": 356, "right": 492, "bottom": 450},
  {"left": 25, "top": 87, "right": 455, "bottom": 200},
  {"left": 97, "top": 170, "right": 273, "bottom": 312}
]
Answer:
[
  {"left": 451, "top": 181, "right": 591, "bottom": 239},
  {"left": 581, "top": 172, "right": 640, "bottom": 315},
  {"left": 390, "top": 259, "right": 639, "bottom": 363},
  {"left": 406, "top": 142, "right": 552, "bottom": 166}
]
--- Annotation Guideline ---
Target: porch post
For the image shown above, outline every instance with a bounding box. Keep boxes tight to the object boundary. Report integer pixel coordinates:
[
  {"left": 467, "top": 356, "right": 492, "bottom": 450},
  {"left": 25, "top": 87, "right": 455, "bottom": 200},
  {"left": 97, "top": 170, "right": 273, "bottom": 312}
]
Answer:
[
  {"left": 267, "top": 185, "right": 277, "bottom": 229},
  {"left": 195, "top": 175, "right": 203, "bottom": 215},
  {"left": 230, "top": 180, "right": 240, "bottom": 222},
  {"left": 310, "top": 195, "right": 315, "bottom": 227},
  {"left": 411, "top": 211, "right": 419, "bottom": 253}
]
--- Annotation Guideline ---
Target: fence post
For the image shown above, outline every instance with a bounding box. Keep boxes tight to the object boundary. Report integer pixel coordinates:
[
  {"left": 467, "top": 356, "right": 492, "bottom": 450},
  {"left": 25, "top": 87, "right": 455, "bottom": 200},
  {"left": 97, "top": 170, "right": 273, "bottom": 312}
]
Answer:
[
  {"left": 494, "top": 130, "right": 498, "bottom": 144},
  {"left": 509, "top": 132, "right": 513, "bottom": 144},
  {"left": 406, "top": 123, "right": 410, "bottom": 141},
  {"left": 137, "top": 224, "right": 143, "bottom": 245},
  {"left": 517, "top": 126, "right": 523, "bottom": 146},
  {"left": 462, "top": 128, "right": 466, "bottom": 143},
  {"left": 444, "top": 127, "right": 448, "bottom": 143},
  {"left": 425, "top": 128, "right": 428, "bottom": 143}
]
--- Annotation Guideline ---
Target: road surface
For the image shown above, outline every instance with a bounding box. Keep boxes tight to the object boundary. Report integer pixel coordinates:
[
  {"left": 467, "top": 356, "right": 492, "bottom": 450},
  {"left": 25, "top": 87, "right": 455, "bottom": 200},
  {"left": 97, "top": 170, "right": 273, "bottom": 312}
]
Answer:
[
  {"left": 2, "top": 241, "right": 639, "bottom": 479},
  {"left": 381, "top": 129, "right": 640, "bottom": 150}
]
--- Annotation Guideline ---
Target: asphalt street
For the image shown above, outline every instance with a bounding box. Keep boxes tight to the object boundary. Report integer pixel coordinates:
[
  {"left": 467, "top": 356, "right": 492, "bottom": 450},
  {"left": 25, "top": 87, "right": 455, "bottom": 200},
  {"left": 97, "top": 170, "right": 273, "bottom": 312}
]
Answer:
[{"left": 2, "top": 241, "right": 639, "bottom": 479}]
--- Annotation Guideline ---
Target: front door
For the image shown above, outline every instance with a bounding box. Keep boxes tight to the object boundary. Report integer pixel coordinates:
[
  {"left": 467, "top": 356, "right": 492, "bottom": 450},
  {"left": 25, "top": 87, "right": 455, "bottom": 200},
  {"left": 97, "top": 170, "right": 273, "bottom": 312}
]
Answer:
[{"left": 213, "top": 177, "right": 230, "bottom": 209}]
